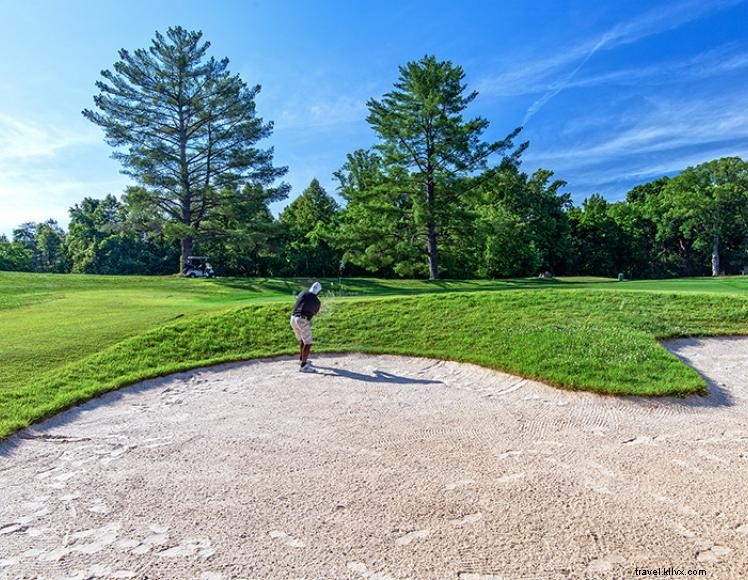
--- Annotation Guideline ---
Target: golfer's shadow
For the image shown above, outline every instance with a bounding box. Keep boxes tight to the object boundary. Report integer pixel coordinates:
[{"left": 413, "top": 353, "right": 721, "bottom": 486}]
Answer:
[{"left": 313, "top": 366, "right": 443, "bottom": 385}]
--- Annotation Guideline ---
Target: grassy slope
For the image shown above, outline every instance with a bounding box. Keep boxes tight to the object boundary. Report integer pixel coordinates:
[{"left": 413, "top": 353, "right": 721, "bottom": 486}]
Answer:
[
  {"left": 2, "top": 272, "right": 747, "bottom": 437},
  {"left": 0, "top": 279, "right": 748, "bottom": 436}
]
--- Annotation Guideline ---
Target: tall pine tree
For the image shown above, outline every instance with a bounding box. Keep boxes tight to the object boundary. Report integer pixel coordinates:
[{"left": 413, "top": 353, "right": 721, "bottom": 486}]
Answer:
[
  {"left": 83, "top": 26, "right": 288, "bottom": 272},
  {"left": 366, "top": 55, "right": 521, "bottom": 279}
]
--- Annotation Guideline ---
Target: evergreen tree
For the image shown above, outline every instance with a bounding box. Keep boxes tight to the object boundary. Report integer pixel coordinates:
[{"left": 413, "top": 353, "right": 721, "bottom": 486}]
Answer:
[
  {"left": 366, "top": 55, "right": 522, "bottom": 279},
  {"left": 334, "top": 150, "right": 425, "bottom": 277},
  {"left": 199, "top": 183, "right": 284, "bottom": 276},
  {"left": 83, "top": 26, "right": 288, "bottom": 273},
  {"left": 279, "top": 179, "right": 341, "bottom": 276}
]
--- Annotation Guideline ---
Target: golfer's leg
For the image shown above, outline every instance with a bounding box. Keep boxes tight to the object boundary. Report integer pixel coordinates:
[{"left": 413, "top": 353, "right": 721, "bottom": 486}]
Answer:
[
  {"left": 299, "top": 340, "right": 304, "bottom": 362},
  {"left": 302, "top": 343, "right": 312, "bottom": 364}
]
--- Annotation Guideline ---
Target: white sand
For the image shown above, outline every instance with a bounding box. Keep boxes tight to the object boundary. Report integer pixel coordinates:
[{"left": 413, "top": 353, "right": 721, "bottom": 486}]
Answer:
[{"left": 1, "top": 337, "right": 747, "bottom": 579}]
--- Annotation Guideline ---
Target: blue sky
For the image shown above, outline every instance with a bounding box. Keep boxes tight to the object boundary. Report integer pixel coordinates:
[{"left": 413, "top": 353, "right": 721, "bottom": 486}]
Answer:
[{"left": 1, "top": 0, "right": 747, "bottom": 236}]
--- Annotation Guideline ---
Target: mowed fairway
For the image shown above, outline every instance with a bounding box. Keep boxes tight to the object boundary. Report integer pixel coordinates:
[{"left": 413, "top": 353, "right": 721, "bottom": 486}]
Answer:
[{"left": 1, "top": 272, "right": 748, "bottom": 437}]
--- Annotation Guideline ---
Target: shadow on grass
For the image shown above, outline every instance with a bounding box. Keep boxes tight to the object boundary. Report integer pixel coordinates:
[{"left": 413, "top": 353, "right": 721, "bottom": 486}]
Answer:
[{"left": 209, "top": 276, "right": 616, "bottom": 300}]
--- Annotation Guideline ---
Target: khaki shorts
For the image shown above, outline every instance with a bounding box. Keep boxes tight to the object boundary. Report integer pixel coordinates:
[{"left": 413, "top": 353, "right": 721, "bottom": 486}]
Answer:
[{"left": 290, "top": 315, "right": 313, "bottom": 345}]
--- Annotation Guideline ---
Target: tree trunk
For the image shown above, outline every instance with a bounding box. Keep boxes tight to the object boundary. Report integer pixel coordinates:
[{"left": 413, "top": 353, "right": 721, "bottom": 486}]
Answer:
[
  {"left": 712, "top": 235, "right": 720, "bottom": 277},
  {"left": 427, "top": 223, "right": 439, "bottom": 280},
  {"left": 425, "top": 152, "right": 439, "bottom": 280},
  {"left": 180, "top": 236, "right": 193, "bottom": 274}
]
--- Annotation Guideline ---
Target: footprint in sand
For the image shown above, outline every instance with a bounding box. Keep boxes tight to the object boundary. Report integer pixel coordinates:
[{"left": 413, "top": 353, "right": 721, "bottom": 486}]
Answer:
[
  {"left": 142, "top": 437, "right": 174, "bottom": 449},
  {"left": 664, "top": 521, "right": 697, "bottom": 539},
  {"left": 586, "top": 554, "right": 625, "bottom": 573},
  {"left": 671, "top": 459, "right": 703, "bottom": 475},
  {"left": 693, "top": 449, "right": 729, "bottom": 465},
  {"left": 623, "top": 435, "right": 657, "bottom": 446},
  {"left": 268, "top": 530, "right": 305, "bottom": 548},
  {"left": 445, "top": 479, "right": 474, "bottom": 491},
  {"left": 35, "top": 466, "right": 64, "bottom": 480},
  {"left": 495, "top": 450, "right": 523, "bottom": 460},
  {"left": 0, "top": 523, "right": 28, "bottom": 535},
  {"left": 735, "top": 523, "right": 748, "bottom": 535},
  {"left": 450, "top": 513, "right": 482, "bottom": 526},
  {"left": 88, "top": 499, "right": 111, "bottom": 514},
  {"left": 394, "top": 529, "right": 430, "bottom": 545},
  {"left": 131, "top": 529, "right": 170, "bottom": 555},
  {"left": 98, "top": 444, "right": 138, "bottom": 466},
  {"left": 347, "top": 561, "right": 398, "bottom": 580},
  {"left": 47, "top": 470, "right": 81, "bottom": 489},
  {"left": 649, "top": 493, "right": 700, "bottom": 518},
  {"left": 696, "top": 545, "right": 731, "bottom": 562},
  {"left": 496, "top": 472, "right": 525, "bottom": 484},
  {"left": 37, "top": 522, "right": 120, "bottom": 562},
  {"left": 160, "top": 536, "right": 214, "bottom": 558},
  {"left": 21, "top": 497, "right": 49, "bottom": 512}
]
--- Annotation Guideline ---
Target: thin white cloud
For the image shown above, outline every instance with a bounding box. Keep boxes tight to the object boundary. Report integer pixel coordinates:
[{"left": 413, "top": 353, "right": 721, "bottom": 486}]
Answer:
[
  {"left": 0, "top": 171, "right": 128, "bottom": 234},
  {"left": 522, "top": 0, "right": 745, "bottom": 123},
  {"left": 273, "top": 95, "right": 367, "bottom": 131},
  {"left": 477, "top": 0, "right": 746, "bottom": 122},
  {"left": 523, "top": 86, "right": 748, "bottom": 199},
  {"left": 528, "top": 89, "right": 748, "bottom": 169},
  {"left": 559, "top": 46, "right": 748, "bottom": 92},
  {"left": 570, "top": 144, "right": 748, "bottom": 189},
  {"left": 0, "top": 113, "right": 126, "bottom": 235},
  {"left": 0, "top": 114, "right": 98, "bottom": 160}
]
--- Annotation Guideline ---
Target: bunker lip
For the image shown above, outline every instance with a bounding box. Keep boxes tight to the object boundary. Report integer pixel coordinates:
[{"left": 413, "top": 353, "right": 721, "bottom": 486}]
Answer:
[{"left": 1, "top": 337, "right": 747, "bottom": 578}]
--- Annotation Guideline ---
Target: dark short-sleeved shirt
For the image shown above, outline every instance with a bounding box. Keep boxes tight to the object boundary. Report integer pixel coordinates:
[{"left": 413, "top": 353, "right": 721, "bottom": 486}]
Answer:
[{"left": 292, "top": 291, "right": 321, "bottom": 319}]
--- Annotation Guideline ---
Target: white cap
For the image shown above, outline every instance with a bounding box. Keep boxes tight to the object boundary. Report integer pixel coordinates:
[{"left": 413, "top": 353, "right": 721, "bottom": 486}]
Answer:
[{"left": 310, "top": 281, "right": 322, "bottom": 295}]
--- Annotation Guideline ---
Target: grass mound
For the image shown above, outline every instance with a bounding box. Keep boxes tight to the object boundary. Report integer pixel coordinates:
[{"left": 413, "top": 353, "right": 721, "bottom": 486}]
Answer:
[{"left": 3, "top": 288, "right": 747, "bottom": 438}]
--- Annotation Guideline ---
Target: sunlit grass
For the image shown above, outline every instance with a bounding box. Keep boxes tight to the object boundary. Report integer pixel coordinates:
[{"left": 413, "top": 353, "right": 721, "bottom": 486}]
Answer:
[{"left": 2, "top": 272, "right": 747, "bottom": 437}]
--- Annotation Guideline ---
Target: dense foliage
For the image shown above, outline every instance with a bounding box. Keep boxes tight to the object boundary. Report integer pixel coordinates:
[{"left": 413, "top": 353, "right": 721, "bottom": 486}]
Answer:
[
  {"left": 2, "top": 36, "right": 747, "bottom": 279},
  {"left": 82, "top": 26, "right": 288, "bottom": 272}
]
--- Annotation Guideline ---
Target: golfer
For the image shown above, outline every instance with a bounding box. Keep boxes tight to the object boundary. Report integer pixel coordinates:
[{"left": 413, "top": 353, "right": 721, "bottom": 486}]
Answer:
[{"left": 290, "top": 281, "right": 322, "bottom": 372}]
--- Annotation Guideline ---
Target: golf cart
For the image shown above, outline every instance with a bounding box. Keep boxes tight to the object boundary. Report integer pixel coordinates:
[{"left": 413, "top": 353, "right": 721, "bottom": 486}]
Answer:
[{"left": 183, "top": 256, "right": 215, "bottom": 278}]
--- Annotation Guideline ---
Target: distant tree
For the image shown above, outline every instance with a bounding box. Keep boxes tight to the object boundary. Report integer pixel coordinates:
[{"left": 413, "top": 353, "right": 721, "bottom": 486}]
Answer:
[
  {"left": 366, "top": 55, "right": 522, "bottom": 279},
  {"left": 83, "top": 26, "right": 288, "bottom": 273},
  {"left": 279, "top": 179, "right": 341, "bottom": 276},
  {"left": 67, "top": 195, "right": 123, "bottom": 273},
  {"left": 35, "top": 221, "right": 68, "bottom": 273},
  {"left": 12, "top": 222, "right": 37, "bottom": 249},
  {"left": 568, "top": 195, "right": 626, "bottom": 276},
  {"left": 12, "top": 220, "right": 67, "bottom": 272},
  {"left": 334, "top": 149, "right": 425, "bottom": 277},
  {"left": 198, "top": 183, "right": 284, "bottom": 276},
  {"left": 469, "top": 163, "right": 572, "bottom": 276},
  {"left": 0, "top": 237, "right": 34, "bottom": 271},
  {"left": 663, "top": 157, "right": 748, "bottom": 276},
  {"left": 616, "top": 178, "right": 670, "bottom": 278}
]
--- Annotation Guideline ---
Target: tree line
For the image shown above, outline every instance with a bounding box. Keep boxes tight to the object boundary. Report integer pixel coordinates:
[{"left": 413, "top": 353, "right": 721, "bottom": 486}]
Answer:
[{"left": 2, "top": 28, "right": 746, "bottom": 279}]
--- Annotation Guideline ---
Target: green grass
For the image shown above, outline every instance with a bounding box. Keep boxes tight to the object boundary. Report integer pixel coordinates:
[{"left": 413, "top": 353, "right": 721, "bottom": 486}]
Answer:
[{"left": 2, "top": 272, "right": 747, "bottom": 438}]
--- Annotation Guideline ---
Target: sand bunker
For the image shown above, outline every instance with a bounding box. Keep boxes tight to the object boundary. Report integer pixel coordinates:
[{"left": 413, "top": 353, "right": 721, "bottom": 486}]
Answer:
[{"left": 1, "top": 338, "right": 747, "bottom": 579}]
